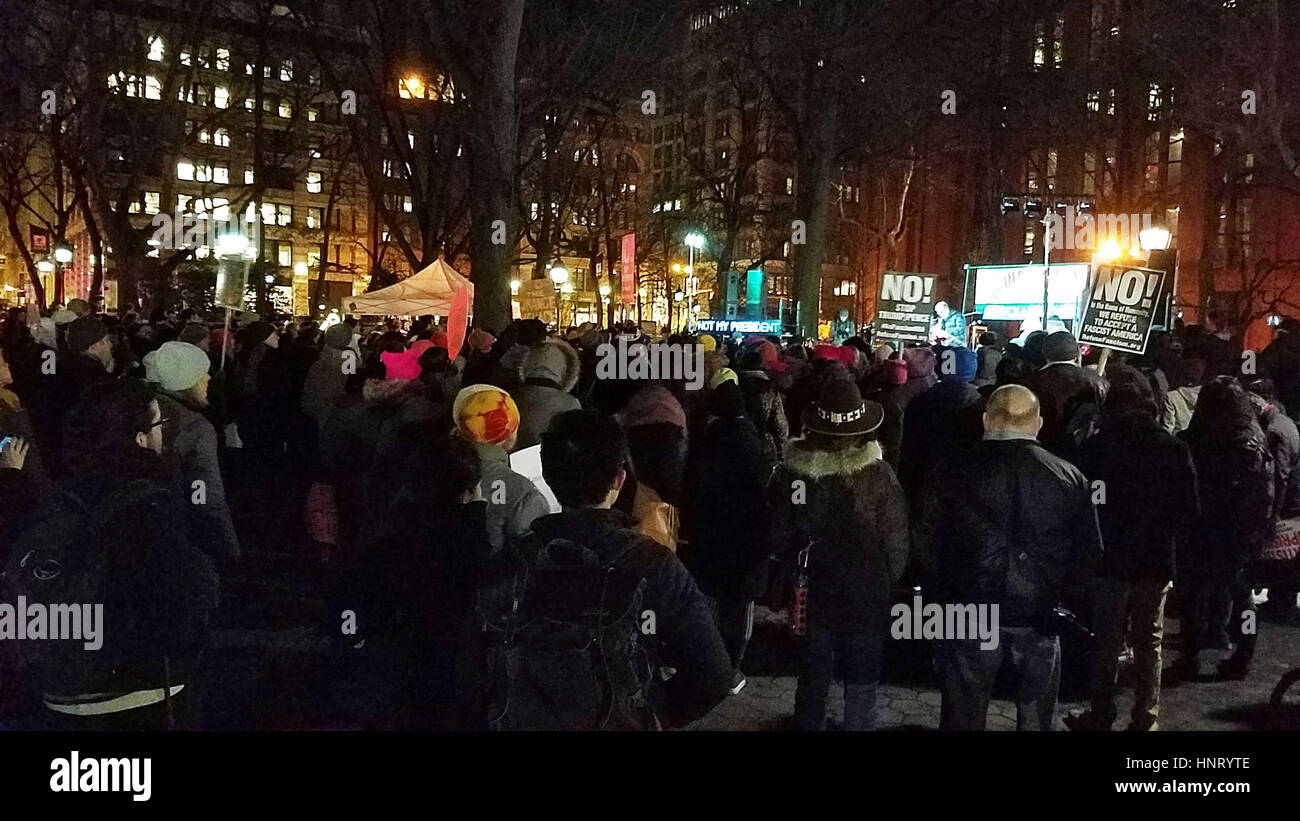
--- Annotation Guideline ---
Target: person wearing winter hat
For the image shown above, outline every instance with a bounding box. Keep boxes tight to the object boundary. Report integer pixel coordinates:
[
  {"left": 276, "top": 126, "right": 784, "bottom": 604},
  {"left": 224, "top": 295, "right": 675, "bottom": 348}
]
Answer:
[
  {"left": 142, "top": 349, "right": 161, "bottom": 384},
  {"left": 52, "top": 308, "right": 78, "bottom": 326},
  {"left": 620, "top": 385, "right": 688, "bottom": 551},
  {"left": 65, "top": 298, "right": 91, "bottom": 318},
  {"left": 899, "top": 345, "right": 983, "bottom": 505},
  {"left": 767, "top": 377, "right": 907, "bottom": 730},
  {"left": 178, "top": 322, "right": 212, "bottom": 351},
  {"left": 154, "top": 341, "right": 240, "bottom": 564},
  {"left": 452, "top": 384, "right": 549, "bottom": 551},
  {"left": 467, "top": 328, "right": 495, "bottom": 354},
  {"left": 515, "top": 337, "right": 582, "bottom": 449},
  {"left": 708, "top": 367, "right": 739, "bottom": 390}
]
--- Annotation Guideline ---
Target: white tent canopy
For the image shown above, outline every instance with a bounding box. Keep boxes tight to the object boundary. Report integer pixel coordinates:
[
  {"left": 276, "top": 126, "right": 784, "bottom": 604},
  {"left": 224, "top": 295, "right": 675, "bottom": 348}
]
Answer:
[{"left": 344, "top": 257, "right": 473, "bottom": 316}]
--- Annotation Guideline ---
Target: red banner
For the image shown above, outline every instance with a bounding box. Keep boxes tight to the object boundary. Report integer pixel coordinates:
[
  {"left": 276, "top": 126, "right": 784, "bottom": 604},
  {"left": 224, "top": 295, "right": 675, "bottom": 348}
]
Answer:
[{"left": 621, "top": 233, "right": 636, "bottom": 303}]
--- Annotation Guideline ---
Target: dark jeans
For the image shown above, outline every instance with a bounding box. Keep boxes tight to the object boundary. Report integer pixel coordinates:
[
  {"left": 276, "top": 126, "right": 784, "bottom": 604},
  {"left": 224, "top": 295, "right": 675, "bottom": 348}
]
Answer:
[
  {"left": 794, "top": 627, "right": 883, "bottom": 731},
  {"left": 1226, "top": 569, "right": 1261, "bottom": 669},
  {"left": 707, "top": 597, "right": 754, "bottom": 670},
  {"left": 1179, "top": 565, "right": 1235, "bottom": 665},
  {"left": 935, "top": 627, "right": 1061, "bottom": 731}
]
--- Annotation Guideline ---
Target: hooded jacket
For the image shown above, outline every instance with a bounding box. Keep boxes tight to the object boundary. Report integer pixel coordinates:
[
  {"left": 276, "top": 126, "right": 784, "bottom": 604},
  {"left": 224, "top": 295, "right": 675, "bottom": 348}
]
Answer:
[
  {"left": 768, "top": 439, "right": 909, "bottom": 635},
  {"left": 319, "top": 378, "right": 448, "bottom": 550},
  {"left": 515, "top": 339, "right": 582, "bottom": 449}
]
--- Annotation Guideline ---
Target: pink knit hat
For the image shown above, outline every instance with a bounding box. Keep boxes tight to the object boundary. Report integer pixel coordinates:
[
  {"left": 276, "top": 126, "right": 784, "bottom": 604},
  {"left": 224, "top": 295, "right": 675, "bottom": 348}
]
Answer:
[{"left": 620, "top": 385, "right": 687, "bottom": 431}]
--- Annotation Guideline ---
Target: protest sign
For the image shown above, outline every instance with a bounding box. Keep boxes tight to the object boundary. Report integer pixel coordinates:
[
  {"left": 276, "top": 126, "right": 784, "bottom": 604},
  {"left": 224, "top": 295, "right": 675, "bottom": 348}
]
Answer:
[
  {"left": 1076, "top": 265, "right": 1165, "bottom": 354},
  {"left": 875, "top": 272, "right": 937, "bottom": 343}
]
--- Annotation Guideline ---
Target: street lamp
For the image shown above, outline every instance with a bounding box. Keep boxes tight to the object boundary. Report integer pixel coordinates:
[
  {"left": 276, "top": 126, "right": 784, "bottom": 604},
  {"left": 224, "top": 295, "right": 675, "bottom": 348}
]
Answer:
[
  {"left": 1095, "top": 239, "right": 1122, "bottom": 263},
  {"left": 53, "top": 245, "right": 73, "bottom": 264},
  {"left": 510, "top": 279, "right": 521, "bottom": 295},
  {"left": 673, "top": 289, "right": 684, "bottom": 332},
  {"left": 1139, "top": 225, "right": 1172, "bottom": 252},
  {"left": 36, "top": 260, "right": 54, "bottom": 273},
  {"left": 549, "top": 263, "right": 568, "bottom": 328}
]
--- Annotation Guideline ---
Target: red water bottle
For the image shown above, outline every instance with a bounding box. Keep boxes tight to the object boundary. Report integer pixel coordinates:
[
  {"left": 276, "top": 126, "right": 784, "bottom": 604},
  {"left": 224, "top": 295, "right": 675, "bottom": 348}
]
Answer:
[{"left": 790, "top": 545, "right": 810, "bottom": 636}]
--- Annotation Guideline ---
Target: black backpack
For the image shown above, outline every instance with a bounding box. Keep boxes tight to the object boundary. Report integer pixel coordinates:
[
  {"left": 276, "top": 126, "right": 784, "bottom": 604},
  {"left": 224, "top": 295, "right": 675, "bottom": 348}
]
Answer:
[
  {"left": 1, "top": 480, "right": 164, "bottom": 687},
  {"left": 479, "top": 534, "right": 656, "bottom": 731}
]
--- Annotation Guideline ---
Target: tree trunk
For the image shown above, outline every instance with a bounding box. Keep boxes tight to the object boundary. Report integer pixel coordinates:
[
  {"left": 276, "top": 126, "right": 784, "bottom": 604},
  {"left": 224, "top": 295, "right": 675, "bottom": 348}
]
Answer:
[{"left": 467, "top": 0, "right": 524, "bottom": 332}]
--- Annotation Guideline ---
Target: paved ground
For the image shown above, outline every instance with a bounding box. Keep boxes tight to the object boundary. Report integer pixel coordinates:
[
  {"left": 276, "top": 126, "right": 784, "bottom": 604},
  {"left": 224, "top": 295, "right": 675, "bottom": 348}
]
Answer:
[{"left": 686, "top": 605, "right": 1300, "bottom": 731}]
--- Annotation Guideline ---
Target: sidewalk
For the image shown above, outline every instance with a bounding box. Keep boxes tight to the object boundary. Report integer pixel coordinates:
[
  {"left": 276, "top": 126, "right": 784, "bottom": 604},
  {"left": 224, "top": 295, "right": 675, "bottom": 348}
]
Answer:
[{"left": 687, "top": 606, "right": 1300, "bottom": 731}]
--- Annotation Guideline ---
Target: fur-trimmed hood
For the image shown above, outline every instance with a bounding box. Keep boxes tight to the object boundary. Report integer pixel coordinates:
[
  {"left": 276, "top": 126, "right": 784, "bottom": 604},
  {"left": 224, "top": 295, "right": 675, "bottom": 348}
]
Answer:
[
  {"left": 519, "top": 337, "right": 581, "bottom": 393},
  {"left": 362, "top": 376, "right": 426, "bottom": 408},
  {"left": 781, "top": 437, "right": 884, "bottom": 479}
]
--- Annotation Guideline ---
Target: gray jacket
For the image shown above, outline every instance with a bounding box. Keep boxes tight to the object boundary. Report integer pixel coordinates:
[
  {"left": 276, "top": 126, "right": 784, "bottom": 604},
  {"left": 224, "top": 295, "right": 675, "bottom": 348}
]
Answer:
[
  {"left": 475, "top": 442, "right": 551, "bottom": 551},
  {"left": 157, "top": 390, "right": 241, "bottom": 564}
]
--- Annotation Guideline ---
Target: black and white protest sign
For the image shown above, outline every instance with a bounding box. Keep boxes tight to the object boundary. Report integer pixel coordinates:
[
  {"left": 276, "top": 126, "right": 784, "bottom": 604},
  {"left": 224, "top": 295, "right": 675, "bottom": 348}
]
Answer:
[
  {"left": 875, "top": 272, "right": 937, "bottom": 343},
  {"left": 1077, "top": 265, "right": 1165, "bottom": 355}
]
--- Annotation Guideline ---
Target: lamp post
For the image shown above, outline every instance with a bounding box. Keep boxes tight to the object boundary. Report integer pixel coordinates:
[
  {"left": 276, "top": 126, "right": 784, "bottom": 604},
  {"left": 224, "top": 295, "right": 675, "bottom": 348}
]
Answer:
[
  {"left": 673, "top": 288, "right": 684, "bottom": 332},
  {"left": 599, "top": 282, "right": 612, "bottom": 329},
  {"left": 685, "top": 232, "right": 704, "bottom": 319},
  {"left": 549, "top": 263, "right": 568, "bottom": 328},
  {"left": 53, "top": 243, "right": 72, "bottom": 306}
]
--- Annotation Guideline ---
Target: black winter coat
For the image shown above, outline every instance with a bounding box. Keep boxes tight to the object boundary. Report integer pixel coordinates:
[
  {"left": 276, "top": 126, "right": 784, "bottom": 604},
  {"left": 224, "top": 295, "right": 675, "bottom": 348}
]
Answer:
[
  {"left": 1030, "top": 362, "right": 1103, "bottom": 463},
  {"left": 495, "top": 508, "right": 733, "bottom": 728},
  {"left": 768, "top": 439, "right": 909, "bottom": 635},
  {"left": 1179, "top": 427, "right": 1274, "bottom": 572},
  {"left": 1078, "top": 411, "right": 1197, "bottom": 581},
  {"left": 684, "top": 413, "right": 771, "bottom": 601},
  {"left": 914, "top": 437, "right": 1102, "bottom": 628}
]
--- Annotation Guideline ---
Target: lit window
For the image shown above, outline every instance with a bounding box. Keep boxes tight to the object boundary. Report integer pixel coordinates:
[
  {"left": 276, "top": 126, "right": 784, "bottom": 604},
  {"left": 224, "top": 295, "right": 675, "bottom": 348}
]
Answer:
[
  {"left": 307, "top": 207, "right": 323, "bottom": 229},
  {"left": 278, "top": 244, "right": 291, "bottom": 267},
  {"left": 147, "top": 35, "right": 164, "bottom": 61},
  {"left": 785, "top": 177, "right": 794, "bottom": 195},
  {"left": 307, "top": 106, "right": 319, "bottom": 122},
  {"left": 408, "top": 132, "right": 415, "bottom": 149},
  {"left": 277, "top": 203, "right": 291, "bottom": 226},
  {"left": 145, "top": 75, "right": 162, "bottom": 100},
  {"left": 216, "top": 47, "right": 230, "bottom": 71},
  {"left": 144, "top": 192, "right": 161, "bottom": 215},
  {"left": 214, "top": 86, "right": 230, "bottom": 109},
  {"left": 177, "top": 161, "right": 195, "bottom": 181},
  {"left": 128, "top": 199, "right": 142, "bottom": 214},
  {"left": 213, "top": 164, "right": 229, "bottom": 184},
  {"left": 214, "top": 128, "right": 230, "bottom": 148},
  {"left": 280, "top": 59, "right": 293, "bottom": 81},
  {"left": 261, "top": 203, "right": 276, "bottom": 224},
  {"left": 180, "top": 50, "right": 192, "bottom": 66},
  {"left": 530, "top": 202, "right": 539, "bottom": 220},
  {"left": 278, "top": 100, "right": 292, "bottom": 118},
  {"left": 199, "top": 128, "right": 211, "bottom": 145},
  {"left": 306, "top": 172, "right": 322, "bottom": 193},
  {"left": 244, "top": 97, "right": 255, "bottom": 111},
  {"left": 244, "top": 168, "right": 254, "bottom": 185},
  {"left": 402, "top": 196, "right": 413, "bottom": 213}
]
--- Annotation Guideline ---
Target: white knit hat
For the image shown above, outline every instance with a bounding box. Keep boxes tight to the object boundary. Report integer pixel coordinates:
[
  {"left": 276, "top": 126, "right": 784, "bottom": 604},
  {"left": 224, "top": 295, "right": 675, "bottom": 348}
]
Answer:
[{"left": 156, "top": 341, "right": 210, "bottom": 392}]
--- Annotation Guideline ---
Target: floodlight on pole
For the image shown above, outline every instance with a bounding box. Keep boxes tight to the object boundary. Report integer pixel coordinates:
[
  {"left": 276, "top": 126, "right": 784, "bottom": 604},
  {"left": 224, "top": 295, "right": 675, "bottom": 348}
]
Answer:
[
  {"left": 53, "top": 245, "right": 73, "bottom": 264},
  {"left": 1139, "top": 225, "right": 1171, "bottom": 251}
]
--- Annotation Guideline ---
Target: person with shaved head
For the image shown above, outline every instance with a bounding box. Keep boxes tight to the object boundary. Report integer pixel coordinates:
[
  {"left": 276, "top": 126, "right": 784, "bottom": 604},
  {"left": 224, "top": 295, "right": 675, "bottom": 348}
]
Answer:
[{"left": 914, "top": 383, "right": 1103, "bottom": 731}]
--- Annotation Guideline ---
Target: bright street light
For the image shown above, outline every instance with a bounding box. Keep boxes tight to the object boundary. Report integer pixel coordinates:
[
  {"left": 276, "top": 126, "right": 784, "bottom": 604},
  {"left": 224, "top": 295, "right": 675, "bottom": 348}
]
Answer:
[
  {"left": 599, "top": 283, "right": 611, "bottom": 298},
  {"left": 1096, "top": 239, "right": 1122, "bottom": 262},
  {"left": 1139, "top": 225, "right": 1172, "bottom": 251},
  {"left": 54, "top": 245, "right": 73, "bottom": 264},
  {"left": 549, "top": 264, "right": 568, "bottom": 285},
  {"left": 36, "top": 260, "right": 54, "bottom": 273},
  {"left": 217, "top": 233, "right": 249, "bottom": 257},
  {"left": 510, "top": 279, "right": 521, "bottom": 295},
  {"left": 684, "top": 232, "right": 705, "bottom": 250}
]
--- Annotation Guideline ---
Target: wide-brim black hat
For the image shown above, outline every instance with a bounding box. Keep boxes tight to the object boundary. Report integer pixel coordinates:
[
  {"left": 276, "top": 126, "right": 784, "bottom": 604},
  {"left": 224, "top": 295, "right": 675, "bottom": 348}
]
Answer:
[{"left": 801, "top": 377, "right": 884, "bottom": 437}]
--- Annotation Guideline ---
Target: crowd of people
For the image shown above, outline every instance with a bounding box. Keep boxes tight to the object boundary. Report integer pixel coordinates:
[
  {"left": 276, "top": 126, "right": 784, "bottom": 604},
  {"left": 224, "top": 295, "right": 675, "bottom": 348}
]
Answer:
[{"left": 0, "top": 299, "right": 1297, "bottom": 732}]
